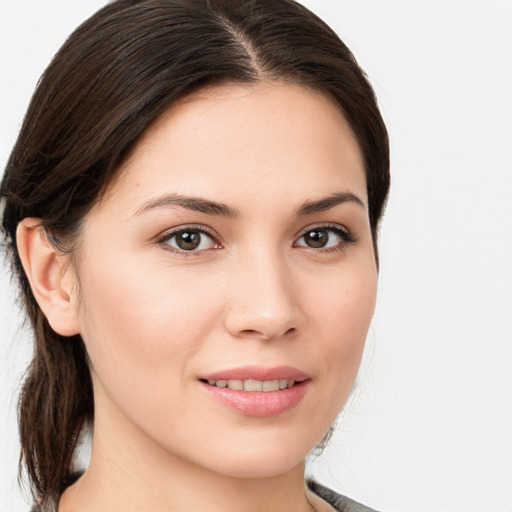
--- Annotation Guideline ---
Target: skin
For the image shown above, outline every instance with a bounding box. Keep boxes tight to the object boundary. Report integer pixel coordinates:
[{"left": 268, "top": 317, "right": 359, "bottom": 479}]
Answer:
[{"left": 20, "top": 82, "right": 377, "bottom": 512}]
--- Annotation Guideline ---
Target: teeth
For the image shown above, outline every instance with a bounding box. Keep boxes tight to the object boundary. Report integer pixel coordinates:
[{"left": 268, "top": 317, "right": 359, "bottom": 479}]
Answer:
[
  {"left": 227, "top": 379, "right": 244, "bottom": 390},
  {"left": 207, "top": 378, "right": 298, "bottom": 391},
  {"left": 262, "top": 380, "right": 280, "bottom": 392},
  {"left": 244, "top": 379, "right": 262, "bottom": 391}
]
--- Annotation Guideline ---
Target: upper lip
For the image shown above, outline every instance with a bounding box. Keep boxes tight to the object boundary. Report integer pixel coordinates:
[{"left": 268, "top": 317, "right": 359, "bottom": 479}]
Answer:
[{"left": 199, "top": 365, "right": 310, "bottom": 382}]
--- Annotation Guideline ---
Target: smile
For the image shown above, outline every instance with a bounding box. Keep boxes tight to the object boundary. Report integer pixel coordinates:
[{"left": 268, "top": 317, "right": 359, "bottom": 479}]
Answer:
[
  {"left": 198, "top": 366, "right": 310, "bottom": 417},
  {"left": 204, "top": 378, "right": 299, "bottom": 391}
]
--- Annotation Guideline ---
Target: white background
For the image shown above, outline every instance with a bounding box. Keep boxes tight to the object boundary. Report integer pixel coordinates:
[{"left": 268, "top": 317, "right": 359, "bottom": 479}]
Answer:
[{"left": 1, "top": 1, "right": 511, "bottom": 511}]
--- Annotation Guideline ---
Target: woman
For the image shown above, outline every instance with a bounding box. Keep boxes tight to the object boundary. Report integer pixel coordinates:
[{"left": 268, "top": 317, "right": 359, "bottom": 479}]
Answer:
[{"left": 0, "top": 0, "right": 389, "bottom": 511}]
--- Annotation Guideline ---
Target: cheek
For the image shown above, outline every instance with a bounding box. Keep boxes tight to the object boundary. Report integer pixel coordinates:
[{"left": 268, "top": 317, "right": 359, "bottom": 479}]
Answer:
[
  {"left": 75, "top": 257, "right": 223, "bottom": 403},
  {"left": 309, "top": 252, "right": 377, "bottom": 337},
  {"left": 321, "top": 282, "right": 376, "bottom": 349},
  {"left": 307, "top": 261, "right": 377, "bottom": 400}
]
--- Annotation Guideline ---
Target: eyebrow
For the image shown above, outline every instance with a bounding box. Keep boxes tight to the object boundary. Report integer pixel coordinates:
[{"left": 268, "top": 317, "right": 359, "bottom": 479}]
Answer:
[
  {"left": 134, "top": 193, "right": 239, "bottom": 218},
  {"left": 134, "top": 191, "right": 365, "bottom": 218},
  {"left": 296, "top": 192, "right": 366, "bottom": 215}
]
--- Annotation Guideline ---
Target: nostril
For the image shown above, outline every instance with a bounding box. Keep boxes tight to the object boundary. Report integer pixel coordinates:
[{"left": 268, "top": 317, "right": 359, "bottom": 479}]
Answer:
[
  {"left": 285, "top": 327, "right": 296, "bottom": 336},
  {"left": 238, "top": 327, "right": 297, "bottom": 340}
]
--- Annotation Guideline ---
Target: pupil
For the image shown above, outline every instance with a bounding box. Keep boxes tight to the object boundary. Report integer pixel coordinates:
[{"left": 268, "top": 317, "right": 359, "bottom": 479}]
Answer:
[
  {"left": 177, "top": 231, "right": 200, "bottom": 250},
  {"left": 305, "top": 229, "right": 327, "bottom": 248}
]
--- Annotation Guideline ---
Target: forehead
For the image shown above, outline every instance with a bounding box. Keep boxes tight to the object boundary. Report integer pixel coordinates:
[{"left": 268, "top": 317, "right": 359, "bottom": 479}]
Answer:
[{"left": 99, "top": 82, "right": 367, "bottom": 214}]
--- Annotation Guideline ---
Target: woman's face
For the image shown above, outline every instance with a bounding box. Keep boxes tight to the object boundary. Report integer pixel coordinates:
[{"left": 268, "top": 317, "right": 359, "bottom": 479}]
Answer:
[{"left": 72, "top": 82, "right": 377, "bottom": 478}]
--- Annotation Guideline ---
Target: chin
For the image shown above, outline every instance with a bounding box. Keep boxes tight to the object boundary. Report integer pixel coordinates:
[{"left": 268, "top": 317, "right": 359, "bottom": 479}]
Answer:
[
  {"left": 210, "top": 453, "right": 304, "bottom": 479},
  {"left": 190, "top": 427, "right": 321, "bottom": 479}
]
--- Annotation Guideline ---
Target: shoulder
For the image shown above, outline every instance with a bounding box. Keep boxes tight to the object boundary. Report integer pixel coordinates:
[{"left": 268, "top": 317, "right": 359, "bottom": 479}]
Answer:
[{"left": 307, "top": 479, "right": 381, "bottom": 512}]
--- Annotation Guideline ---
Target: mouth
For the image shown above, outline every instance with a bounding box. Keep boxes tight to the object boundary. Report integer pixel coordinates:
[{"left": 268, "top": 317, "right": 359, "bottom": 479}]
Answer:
[
  {"left": 198, "top": 366, "right": 311, "bottom": 417},
  {"left": 200, "top": 378, "right": 303, "bottom": 392}
]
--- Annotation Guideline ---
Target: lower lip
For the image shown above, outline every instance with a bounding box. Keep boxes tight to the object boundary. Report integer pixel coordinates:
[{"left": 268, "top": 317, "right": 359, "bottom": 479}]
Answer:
[{"left": 199, "top": 380, "right": 310, "bottom": 418}]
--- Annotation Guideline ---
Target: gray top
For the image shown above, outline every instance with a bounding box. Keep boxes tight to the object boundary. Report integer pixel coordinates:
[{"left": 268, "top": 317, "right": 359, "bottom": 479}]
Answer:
[
  {"left": 32, "top": 479, "right": 379, "bottom": 512},
  {"left": 307, "top": 480, "right": 379, "bottom": 512}
]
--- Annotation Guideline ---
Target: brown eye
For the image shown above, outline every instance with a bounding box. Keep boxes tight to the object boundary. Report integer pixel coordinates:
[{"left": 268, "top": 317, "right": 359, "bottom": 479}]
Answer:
[
  {"left": 295, "top": 226, "right": 352, "bottom": 250},
  {"left": 175, "top": 231, "right": 201, "bottom": 250},
  {"left": 162, "top": 228, "right": 218, "bottom": 252},
  {"left": 303, "top": 228, "right": 329, "bottom": 248}
]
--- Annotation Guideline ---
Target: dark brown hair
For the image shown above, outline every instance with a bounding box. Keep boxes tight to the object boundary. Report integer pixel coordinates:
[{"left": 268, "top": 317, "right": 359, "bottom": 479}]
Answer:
[{"left": 0, "top": 0, "right": 389, "bottom": 507}]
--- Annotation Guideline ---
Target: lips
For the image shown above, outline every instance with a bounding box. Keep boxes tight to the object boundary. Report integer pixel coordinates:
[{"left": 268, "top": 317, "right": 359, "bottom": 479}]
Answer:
[{"left": 198, "top": 365, "right": 310, "bottom": 417}]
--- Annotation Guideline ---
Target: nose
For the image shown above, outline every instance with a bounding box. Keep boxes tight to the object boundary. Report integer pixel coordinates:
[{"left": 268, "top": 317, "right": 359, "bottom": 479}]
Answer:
[{"left": 223, "top": 249, "right": 303, "bottom": 341}]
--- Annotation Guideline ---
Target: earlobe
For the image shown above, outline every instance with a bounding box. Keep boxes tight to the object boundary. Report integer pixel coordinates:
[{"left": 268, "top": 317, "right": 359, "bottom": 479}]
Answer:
[{"left": 16, "top": 218, "right": 80, "bottom": 337}]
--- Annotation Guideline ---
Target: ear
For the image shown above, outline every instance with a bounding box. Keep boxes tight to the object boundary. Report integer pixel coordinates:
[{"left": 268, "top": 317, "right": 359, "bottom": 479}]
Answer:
[{"left": 16, "top": 218, "right": 81, "bottom": 336}]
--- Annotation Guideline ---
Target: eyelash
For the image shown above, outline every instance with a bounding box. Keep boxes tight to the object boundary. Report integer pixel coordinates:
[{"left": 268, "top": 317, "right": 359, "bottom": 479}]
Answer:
[
  {"left": 294, "top": 223, "right": 356, "bottom": 253},
  {"left": 155, "top": 225, "right": 221, "bottom": 257},
  {"left": 155, "top": 223, "right": 356, "bottom": 257}
]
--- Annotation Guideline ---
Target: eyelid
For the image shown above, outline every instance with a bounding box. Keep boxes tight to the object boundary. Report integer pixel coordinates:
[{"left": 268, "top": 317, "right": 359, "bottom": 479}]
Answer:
[
  {"left": 294, "top": 222, "right": 355, "bottom": 242},
  {"left": 293, "top": 223, "right": 357, "bottom": 254},
  {"left": 153, "top": 222, "right": 355, "bottom": 256},
  {"left": 154, "top": 224, "right": 223, "bottom": 254}
]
